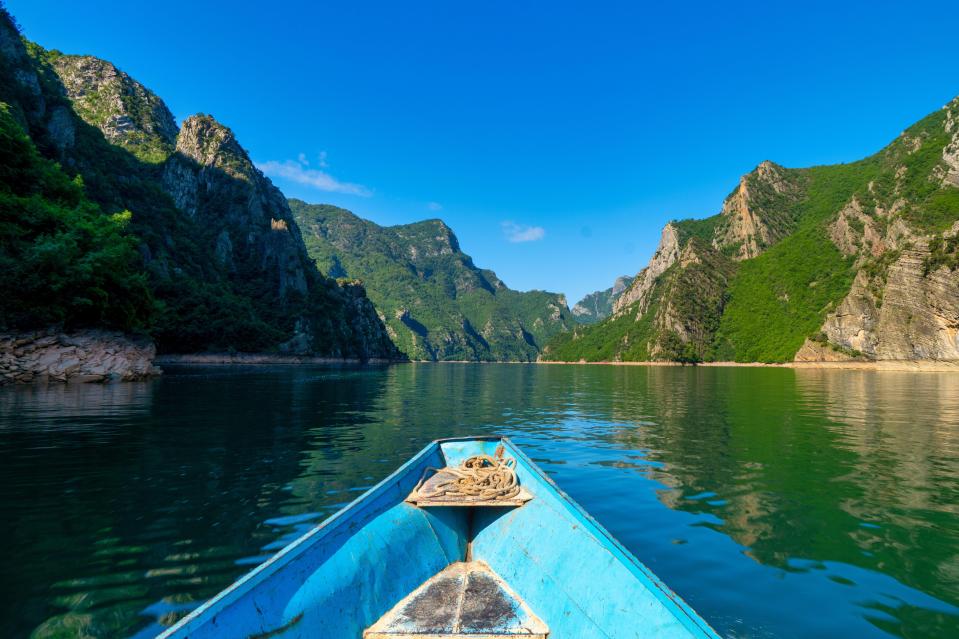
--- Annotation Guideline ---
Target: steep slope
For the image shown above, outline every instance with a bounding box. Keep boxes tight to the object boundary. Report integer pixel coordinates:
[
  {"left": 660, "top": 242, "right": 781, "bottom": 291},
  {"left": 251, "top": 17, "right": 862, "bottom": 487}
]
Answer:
[
  {"left": 0, "top": 8, "right": 399, "bottom": 360},
  {"left": 0, "top": 101, "right": 150, "bottom": 332},
  {"left": 543, "top": 239, "right": 736, "bottom": 362},
  {"left": 49, "top": 53, "right": 178, "bottom": 163},
  {"left": 571, "top": 275, "right": 634, "bottom": 323},
  {"left": 291, "top": 201, "right": 573, "bottom": 361},
  {"left": 545, "top": 98, "right": 959, "bottom": 363}
]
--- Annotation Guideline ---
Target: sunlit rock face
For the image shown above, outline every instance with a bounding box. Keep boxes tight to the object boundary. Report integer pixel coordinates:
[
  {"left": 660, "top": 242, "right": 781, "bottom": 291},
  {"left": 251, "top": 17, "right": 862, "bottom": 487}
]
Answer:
[
  {"left": 51, "top": 54, "right": 177, "bottom": 162},
  {"left": 613, "top": 223, "right": 681, "bottom": 317}
]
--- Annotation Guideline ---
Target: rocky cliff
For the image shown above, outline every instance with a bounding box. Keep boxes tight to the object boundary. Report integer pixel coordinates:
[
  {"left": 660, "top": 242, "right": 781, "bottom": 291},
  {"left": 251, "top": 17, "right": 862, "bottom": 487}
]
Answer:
[
  {"left": 162, "top": 115, "right": 311, "bottom": 300},
  {"left": 806, "top": 100, "right": 959, "bottom": 361},
  {"left": 612, "top": 223, "right": 682, "bottom": 315},
  {"left": 291, "top": 200, "right": 574, "bottom": 361},
  {"left": 0, "top": 7, "right": 401, "bottom": 366},
  {"left": 545, "top": 98, "right": 959, "bottom": 363},
  {"left": 50, "top": 54, "right": 177, "bottom": 163},
  {"left": 711, "top": 160, "right": 805, "bottom": 260},
  {"left": 571, "top": 275, "right": 634, "bottom": 323}
]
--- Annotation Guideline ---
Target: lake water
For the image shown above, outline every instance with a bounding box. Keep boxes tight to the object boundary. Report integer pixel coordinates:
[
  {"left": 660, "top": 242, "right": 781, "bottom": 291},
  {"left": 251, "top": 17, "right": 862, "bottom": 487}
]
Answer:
[{"left": 1, "top": 364, "right": 958, "bottom": 638}]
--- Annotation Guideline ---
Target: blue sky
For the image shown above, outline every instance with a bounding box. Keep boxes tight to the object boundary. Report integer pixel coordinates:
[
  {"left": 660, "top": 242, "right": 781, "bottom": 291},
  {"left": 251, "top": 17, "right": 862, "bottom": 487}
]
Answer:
[{"left": 9, "top": 1, "right": 959, "bottom": 304}]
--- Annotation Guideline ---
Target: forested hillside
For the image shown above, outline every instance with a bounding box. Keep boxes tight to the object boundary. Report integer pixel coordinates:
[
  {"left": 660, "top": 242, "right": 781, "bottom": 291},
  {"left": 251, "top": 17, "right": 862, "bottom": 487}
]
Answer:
[
  {"left": 0, "top": 8, "right": 399, "bottom": 360},
  {"left": 292, "top": 200, "right": 574, "bottom": 361},
  {"left": 544, "top": 100, "right": 959, "bottom": 363}
]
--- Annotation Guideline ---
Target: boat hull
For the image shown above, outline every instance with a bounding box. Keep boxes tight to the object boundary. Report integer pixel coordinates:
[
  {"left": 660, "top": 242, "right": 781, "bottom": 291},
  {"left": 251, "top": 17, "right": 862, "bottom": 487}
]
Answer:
[{"left": 159, "top": 437, "right": 719, "bottom": 638}]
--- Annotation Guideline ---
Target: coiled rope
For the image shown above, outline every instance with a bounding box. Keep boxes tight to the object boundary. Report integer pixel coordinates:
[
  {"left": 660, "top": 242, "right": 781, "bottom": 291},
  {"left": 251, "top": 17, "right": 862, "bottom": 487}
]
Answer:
[{"left": 416, "top": 448, "right": 520, "bottom": 501}]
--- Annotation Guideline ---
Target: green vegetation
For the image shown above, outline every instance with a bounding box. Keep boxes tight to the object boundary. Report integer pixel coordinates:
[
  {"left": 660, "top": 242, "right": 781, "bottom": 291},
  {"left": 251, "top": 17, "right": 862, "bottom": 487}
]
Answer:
[
  {"left": 713, "top": 160, "right": 878, "bottom": 361},
  {"left": 543, "top": 291, "right": 663, "bottom": 362},
  {"left": 656, "top": 240, "right": 736, "bottom": 362},
  {"left": 713, "top": 225, "right": 857, "bottom": 362},
  {"left": 543, "top": 239, "right": 735, "bottom": 362},
  {"left": 673, "top": 214, "right": 721, "bottom": 245},
  {"left": 924, "top": 235, "right": 959, "bottom": 275},
  {"left": 4, "top": 0, "right": 959, "bottom": 363},
  {"left": 0, "top": 7, "right": 397, "bottom": 358},
  {"left": 545, "top": 104, "right": 959, "bottom": 363},
  {"left": 292, "top": 200, "right": 573, "bottom": 361},
  {"left": 0, "top": 102, "right": 151, "bottom": 331}
]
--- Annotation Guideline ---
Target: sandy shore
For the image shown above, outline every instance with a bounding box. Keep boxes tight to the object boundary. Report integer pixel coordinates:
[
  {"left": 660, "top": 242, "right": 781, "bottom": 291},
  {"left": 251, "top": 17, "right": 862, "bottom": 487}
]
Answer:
[
  {"left": 536, "top": 359, "right": 959, "bottom": 372},
  {"left": 155, "top": 353, "right": 397, "bottom": 366},
  {"left": 155, "top": 354, "right": 959, "bottom": 372}
]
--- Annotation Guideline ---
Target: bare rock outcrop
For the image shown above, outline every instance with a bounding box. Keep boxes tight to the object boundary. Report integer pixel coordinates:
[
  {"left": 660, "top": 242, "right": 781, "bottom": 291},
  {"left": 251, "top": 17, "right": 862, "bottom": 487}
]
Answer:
[
  {"left": 829, "top": 199, "right": 888, "bottom": 257},
  {"left": 163, "top": 115, "right": 310, "bottom": 298},
  {"left": 50, "top": 55, "right": 178, "bottom": 162},
  {"left": 0, "top": 330, "right": 159, "bottom": 384},
  {"left": 938, "top": 98, "right": 959, "bottom": 187},
  {"left": 712, "top": 161, "right": 802, "bottom": 260},
  {"left": 817, "top": 237, "right": 959, "bottom": 360},
  {"left": 571, "top": 275, "right": 634, "bottom": 322},
  {"left": 794, "top": 339, "right": 859, "bottom": 362},
  {"left": 613, "top": 223, "right": 681, "bottom": 316}
]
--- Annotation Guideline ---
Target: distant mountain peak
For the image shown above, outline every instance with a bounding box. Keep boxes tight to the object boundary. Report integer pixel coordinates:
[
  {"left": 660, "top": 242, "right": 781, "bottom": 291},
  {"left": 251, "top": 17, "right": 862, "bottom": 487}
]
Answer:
[
  {"left": 291, "top": 200, "right": 573, "bottom": 361},
  {"left": 571, "top": 275, "right": 635, "bottom": 323}
]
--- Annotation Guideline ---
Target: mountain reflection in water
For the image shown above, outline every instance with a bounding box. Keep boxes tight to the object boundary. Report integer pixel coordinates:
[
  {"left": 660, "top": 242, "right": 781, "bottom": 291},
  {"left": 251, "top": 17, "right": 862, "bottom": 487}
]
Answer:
[{"left": 1, "top": 364, "right": 957, "bottom": 638}]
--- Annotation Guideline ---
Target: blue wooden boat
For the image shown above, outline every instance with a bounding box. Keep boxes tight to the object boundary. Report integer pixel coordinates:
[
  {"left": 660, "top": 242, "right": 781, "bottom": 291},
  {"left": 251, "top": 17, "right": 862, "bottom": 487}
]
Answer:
[{"left": 159, "top": 437, "right": 720, "bottom": 638}]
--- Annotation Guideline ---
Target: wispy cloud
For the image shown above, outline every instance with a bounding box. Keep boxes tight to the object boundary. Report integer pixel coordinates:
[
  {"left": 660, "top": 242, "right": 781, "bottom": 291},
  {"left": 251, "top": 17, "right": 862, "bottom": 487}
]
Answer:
[
  {"left": 501, "top": 221, "right": 545, "bottom": 243},
  {"left": 256, "top": 155, "right": 371, "bottom": 197},
  {"left": 427, "top": 201, "right": 443, "bottom": 212}
]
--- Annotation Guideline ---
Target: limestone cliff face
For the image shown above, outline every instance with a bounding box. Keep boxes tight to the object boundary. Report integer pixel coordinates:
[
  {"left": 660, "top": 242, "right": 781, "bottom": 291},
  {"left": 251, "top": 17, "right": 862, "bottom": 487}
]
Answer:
[
  {"left": 938, "top": 101, "right": 959, "bottom": 187},
  {"left": 612, "top": 223, "right": 681, "bottom": 315},
  {"left": 808, "top": 98, "right": 959, "bottom": 361},
  {"left": 548, "top": 97, "right": 959, "bottom": 363},
  {"left": 50, "top": 55, "right": 177, "bottom": 162},
  {"left": 712, "top": 161, "right": 804, "bottom": 260},
  {"left": 0, "top": 5, "right": 401, "bottom": 363},
  {"left": 818, "top": 224, "right": 959, "bottom": 360},
  {"left": 160, "top": 117, "right": 399, "bottom": 359},
  {"left": 163, "top": 115, "right": 310, "bottom": 299}
]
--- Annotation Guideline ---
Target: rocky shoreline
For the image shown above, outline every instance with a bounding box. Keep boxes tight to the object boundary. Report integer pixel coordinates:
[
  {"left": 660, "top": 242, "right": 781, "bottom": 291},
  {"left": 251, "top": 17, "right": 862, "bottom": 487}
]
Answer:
[
  {"left": 0, "top": 330, "right": 160, "bottom": 385},
  {"left": 4, "top": 335, "right": 956, "bottom": 386}
]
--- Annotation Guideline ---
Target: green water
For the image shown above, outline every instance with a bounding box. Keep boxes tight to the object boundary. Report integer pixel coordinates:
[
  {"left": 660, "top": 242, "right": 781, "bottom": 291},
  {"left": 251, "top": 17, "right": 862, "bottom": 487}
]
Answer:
[{"left": 1, "top": 364, "right": 957, "bottom": 638}]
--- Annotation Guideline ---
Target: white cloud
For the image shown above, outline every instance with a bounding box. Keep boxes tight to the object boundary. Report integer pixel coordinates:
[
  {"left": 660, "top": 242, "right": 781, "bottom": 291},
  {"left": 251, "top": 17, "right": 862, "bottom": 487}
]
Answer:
[
  {"left": 256, "top": 158, "right": 372, "bottom": 197},
  {"left": 318, "top": 150, "right": 329, "bottom": 168},
  {"left": 297, "top": 152, "right": 309, "bottom": 166},
  {"left": 501, "top": 221, "right": 545, "bottom": 243},
  {"left": 427, "top": 201, "right": 443, "bottom": 211}
]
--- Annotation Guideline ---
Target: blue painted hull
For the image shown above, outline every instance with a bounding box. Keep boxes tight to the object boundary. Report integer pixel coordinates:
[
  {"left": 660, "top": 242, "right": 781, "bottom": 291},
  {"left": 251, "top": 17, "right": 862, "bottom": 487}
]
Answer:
[{"left": 158, "top": 437, "right": 720, "bottom": 638}]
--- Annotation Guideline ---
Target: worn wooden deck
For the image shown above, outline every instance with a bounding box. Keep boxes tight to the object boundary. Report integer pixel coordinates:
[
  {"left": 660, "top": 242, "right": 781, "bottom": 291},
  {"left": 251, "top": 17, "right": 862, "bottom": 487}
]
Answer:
[
  {"left": 364, "top": 561, "right": 548, "bottom": 638},
  {"left": 405, "top": 469, "right": 533, "bottom": 507}
]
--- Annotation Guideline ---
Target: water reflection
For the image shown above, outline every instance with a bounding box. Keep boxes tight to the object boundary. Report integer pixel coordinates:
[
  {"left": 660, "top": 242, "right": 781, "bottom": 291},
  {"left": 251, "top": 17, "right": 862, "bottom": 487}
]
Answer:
[{"left": 0, "top": 364, "right": 957, "bottom": 638}]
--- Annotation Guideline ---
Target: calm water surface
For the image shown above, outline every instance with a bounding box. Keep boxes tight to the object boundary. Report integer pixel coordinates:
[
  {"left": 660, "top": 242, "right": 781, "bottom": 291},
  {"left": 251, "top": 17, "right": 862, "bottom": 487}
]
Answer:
[{"left": 1, "top": 364, "right": 958, "bottom": 638}]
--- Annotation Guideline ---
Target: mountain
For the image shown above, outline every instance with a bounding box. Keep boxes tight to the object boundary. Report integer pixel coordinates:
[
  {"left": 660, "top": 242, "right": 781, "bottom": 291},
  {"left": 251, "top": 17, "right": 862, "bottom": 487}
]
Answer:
[
  {"left": 543, "top": 101, "right": 959, "bottom": 363},
  {"left": 0, "top": 8, "right": 400, "bottom": 360},
  {"left": 290, "top": 201, "right": 574, "bottom": 361},
  {"left": 571, "top": 276, "right": 634, "bottom": 323}
]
